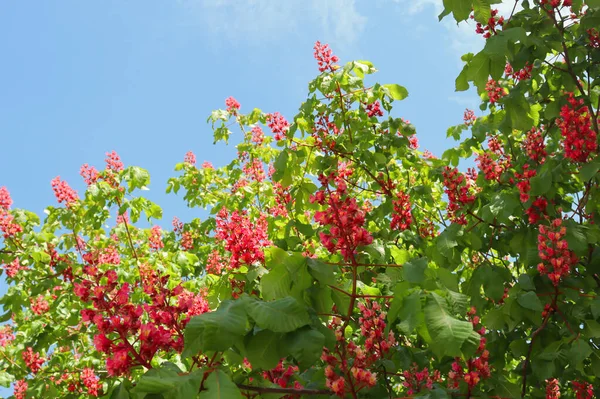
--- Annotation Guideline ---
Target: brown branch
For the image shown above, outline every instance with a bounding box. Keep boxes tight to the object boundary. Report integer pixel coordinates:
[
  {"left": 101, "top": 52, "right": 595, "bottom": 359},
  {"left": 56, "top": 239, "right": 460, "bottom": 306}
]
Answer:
[
  {"left": 115, "top": 198, "right": 140, "bottom": 265},
  {"left": 335, "top": 82, "right": 353, "bottom": 143},
  {"left": 324, "top": 261, "right": 403, "bottom": 268},
  {"left": 546, "top": 8, "right": 599, "bottom": 135},
  {"left": 521, "top": 288, "right": 558, "bottom": 398},
  {"left": 236, "top": 384, "right": 331, "bottom": 395}
]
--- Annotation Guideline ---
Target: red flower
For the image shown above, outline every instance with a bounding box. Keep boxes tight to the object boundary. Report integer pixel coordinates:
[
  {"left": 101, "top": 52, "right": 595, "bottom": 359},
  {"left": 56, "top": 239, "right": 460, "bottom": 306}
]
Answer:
[
  {"left": 149, "top": 225, "right": 164, "bottom": 250},
  {"left": 81, "top": 368, "right": 101, "bottom": 397},
  {"left": 537, "top": 219, "right": 578, "bottom": 285},
  {"left": 80, "top": 164, "right": 99, "bottom": 185},
  {"left": 485, "top": 79, "right": 506, "bottom": 104},
  {"left": 545, "top": 378, "right": 560, "bottom": 399},
  {"left": 313, "top": 41, "right": 339, "bottom": 72},
  {"left": 557, "top": 93, "right": 597, "bottom": 162},
  {"left": 51, "top": 176, "right": 79, "bottom": 207},
  {"left": 14, "top": 380, "right": 27, "bottom": 399},
  {"left": 266, "top": 112, "right": 289, "bottom": 141},
  {"left": 225, "top": 96, "right": 241, "bottom": 112},
  {"left": 22, "top": 347, "right": 44, "bottom": 373},
  {"left": 391, "top": 191, "right": 412, "bottom": 231},
  {"left": 105, "top": 150, "right": 124, "bottom": 172},
  {"left": 184, "top": 151, "right": 196, "bottom": 165},
  {"left": 0, "top": 186, "right": 13, "bottom": 209}
]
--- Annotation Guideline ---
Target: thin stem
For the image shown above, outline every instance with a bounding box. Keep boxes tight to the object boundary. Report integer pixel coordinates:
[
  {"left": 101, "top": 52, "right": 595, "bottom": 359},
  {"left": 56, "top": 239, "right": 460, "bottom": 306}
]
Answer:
[{"left": 236, "top": 384, "right": 331, "bottom": 395}]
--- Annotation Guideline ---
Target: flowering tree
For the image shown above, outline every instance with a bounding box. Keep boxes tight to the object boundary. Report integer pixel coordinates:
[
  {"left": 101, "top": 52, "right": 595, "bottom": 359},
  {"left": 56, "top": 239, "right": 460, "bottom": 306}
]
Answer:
[{"left": 1, "top": 0, "right": 599, "bottom": 397}]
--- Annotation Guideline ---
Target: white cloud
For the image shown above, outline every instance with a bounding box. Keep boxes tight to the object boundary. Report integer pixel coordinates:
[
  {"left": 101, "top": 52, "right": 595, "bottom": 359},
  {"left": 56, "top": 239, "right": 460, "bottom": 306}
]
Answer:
[
  {"left": 179, "top": 0, "right": 366, "bottom": 48},
  {"left": 312, "top": 0, "right": 367, "bottom": 48},
  {"left": 390, "top": 0, "right": 523, "bottom": 56}
]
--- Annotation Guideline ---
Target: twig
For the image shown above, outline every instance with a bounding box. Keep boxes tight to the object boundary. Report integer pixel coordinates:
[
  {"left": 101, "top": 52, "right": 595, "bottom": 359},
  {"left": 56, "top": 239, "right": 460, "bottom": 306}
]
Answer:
[{"left": 236, "top": 384, "right": 331, "bottom": 395}]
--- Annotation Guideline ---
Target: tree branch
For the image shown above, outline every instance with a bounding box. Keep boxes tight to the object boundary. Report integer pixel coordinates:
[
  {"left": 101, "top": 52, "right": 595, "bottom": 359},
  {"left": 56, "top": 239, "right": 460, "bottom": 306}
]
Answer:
[{"left": 236, "top": 383, "right": 332, "bottom": 395}]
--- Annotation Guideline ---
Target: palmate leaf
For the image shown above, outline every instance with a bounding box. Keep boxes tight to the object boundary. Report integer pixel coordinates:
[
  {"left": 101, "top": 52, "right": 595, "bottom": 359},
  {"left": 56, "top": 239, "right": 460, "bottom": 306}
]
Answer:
[
  {"left": 425, "top": 292, "right": 481, "bottom": 358},
  {"left": 284, "top": 326, "right": 325, "bottom": 369},
  {"left": 245, "top": 330, "right": 283, "bottom": 370},
  {"left": 131, "top": 366, "right": 204, "bottom": 399},
  {"left": 243, "top": 296, "right": 311, "bottom": 333},
  {"left": 182, "top": 300, "right": 249, "bottom": 358},
  {"left": 260, "top": 263, "right": 292, "bottom": 301},
  {"left": 201, "top": 370, "right": 243, "bottom": 399}
]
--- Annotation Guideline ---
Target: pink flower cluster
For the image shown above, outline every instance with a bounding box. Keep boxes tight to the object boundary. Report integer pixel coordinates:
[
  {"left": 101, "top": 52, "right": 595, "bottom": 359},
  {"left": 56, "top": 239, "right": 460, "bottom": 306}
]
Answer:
[
  {"left": 266, "top": 112, "right": 289, "bottom": 141},
  {"left": 80, "top": 164, "right": 99, "bottom": 185},
  {"left": 0, "top": 325, "right": 14, "bottom": 347},
  {"left": 442, "top": 167, "right": 477, "bottom": 225},
  {"left": 475, "top": 135, "right": 511, "bottom": 182},
  {"left": 81, "top": 368, "right": 101, "bottom": 397},
  {"left": 463, "top": 109, "right": 476, "bottom": 126},
  {"left": 51, "top": 177, "right": 79, "bottom": 207},
  {"left": 313, "top": 41, "right": 339, "bottom": 72},
  {"left": 391, "top": 191, "right": 412, "bottom": 231},
  {"left": 215, "top": 208, "right": 271, "bottom": 270},
  {"left": 22, "top": 347, "right": 45, "bottom": 373},
  {"left": 184, "top": 151, "right": 196, "bottom": 165},
  {"left": 448, "top": 307, "right": 490, "bottom": 390},
  {"left": 557, "top": 93, "right": 597, "bottom": 163},
  {"left": 262, "top": 360, "right": 303, "bottom": 397},
  {"left": 31, "top": 295, "right": 50, "bottom": 315},
  {"left": 485, "top": 79, "right": 506, "bottom": 104},
  {"left": 505, "top": 62, "right": 533, "bottom": 82},
  {"left": 105, "top": 150, "right": 124, "bottom": 172},
  {"left": 225, "top": 96, "right": 241, "bottom": 112},
  {"left": 322, "top": 301, "right": 395, "bottom": 397},
  {"left": 0, "top": 187, "right": 22, "bottom": 238},
  {"left": 75, "top": 249, "right": 209, "bottom": 375},
  {"left": 149, "top": 225, "right": 164, "bottom": 250},
  {"left": 473, "top": 9, "right": 504, "bottom": 38},
  {"left": 537, "top": 218, "right": 578, "bottom": 285},
  {"left": 311, "top": 173, "right": 373, "bottom": 261},
  {"left": 402, "top": 365, "right": 442, "bottom": 395}
]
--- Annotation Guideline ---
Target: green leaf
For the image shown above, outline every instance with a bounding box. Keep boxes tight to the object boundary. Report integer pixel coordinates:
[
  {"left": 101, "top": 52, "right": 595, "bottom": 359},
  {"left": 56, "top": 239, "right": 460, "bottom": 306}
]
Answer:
[
  {"left": 0, "top": 371, "right": 11, "bottom": 388},
  {"left": 260, "top": 263, "right": 292, "bottom": 301},
  {"left": 568, "top": 340, "right": 592, "bottom": 365},
  {"left": 437, "top": 228, "right": 459, "bottom": 257},
  {"left": 517, "top": 291, "right": 543, "bottom": 311},
  {"left": 126, "top": 166, "right": 151, "bottom": 193},
  {"left": 587, "top": 0, "right": 600, "bottom": 8},
  {"left": 403, "top": 257, "right": 427, "bottom": 283},
  {"left": 491, "top": 376, "right": 521, "bottom": 398},
  {"left": 529, "top": 172, "right": 552, "bottom": 196},
  {"left": 201, "top": 370, "right": 243, "bottom": 399},
  {"left": 383, "top": 84, "right": 409, "bottom": 100},
  {"left": 398, "top": 291, "right": 422, "bottom": 334},
  {"left": 245, "top": 330, "right": 282, "bottom": 370},
  {"left": 132, "top": 367, "right": 204, "bottom": 399},
  {"left": 504, "top": 95, "right": 537, "bottom": 130},
  {"left": 285, "top": 327, "right": 325, "bottom": 369},
  {"left": 592, "top": 298, "right": 600, "bottom": 319},
  {"left": 425, "top": 292, "right": 480, "bottom": 358},
  {"left": 580, "top": 158, "right": 600, "bottom": 181},
  {"left": 455, "top": 66, "right": 470, "bottom": 91},
  {"left": 440, "top": 0, "right": 473, "bottom": 22},
  {"left": 183, "top": 300, "right": 248, "bottom": 358},
  {"left": 244, "top": 297, "right": 310, "bottom": 333},
  {"left": 466, "top": 52, "right": 491, "bottom": 91},
  {"left": 518, "top": 274, "right": 536, "bottom": 291},
  {"left": 307, "top": 258, "right": 335, "bottom": 285},
  {"left": 472, "top": 0, "right": 491, "bottom": 23},
  {"left": 110, "top": 382, "right": 132, "bottom": 399},
  {"left": 584, "top": 319, "right": 600, "bottom": 338}
]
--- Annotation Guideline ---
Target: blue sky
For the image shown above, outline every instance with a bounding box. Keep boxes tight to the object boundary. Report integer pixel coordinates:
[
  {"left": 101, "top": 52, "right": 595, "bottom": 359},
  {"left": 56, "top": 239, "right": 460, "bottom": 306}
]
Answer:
[{"left": 0, "top": 1, "right": 498, "bottom": 394}]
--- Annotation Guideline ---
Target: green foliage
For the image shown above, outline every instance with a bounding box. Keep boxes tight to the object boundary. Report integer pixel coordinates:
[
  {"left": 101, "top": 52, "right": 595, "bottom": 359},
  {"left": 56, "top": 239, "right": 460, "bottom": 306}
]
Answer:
[{"left": 1, "top": 1, "right": 599, "bottom": 397}]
